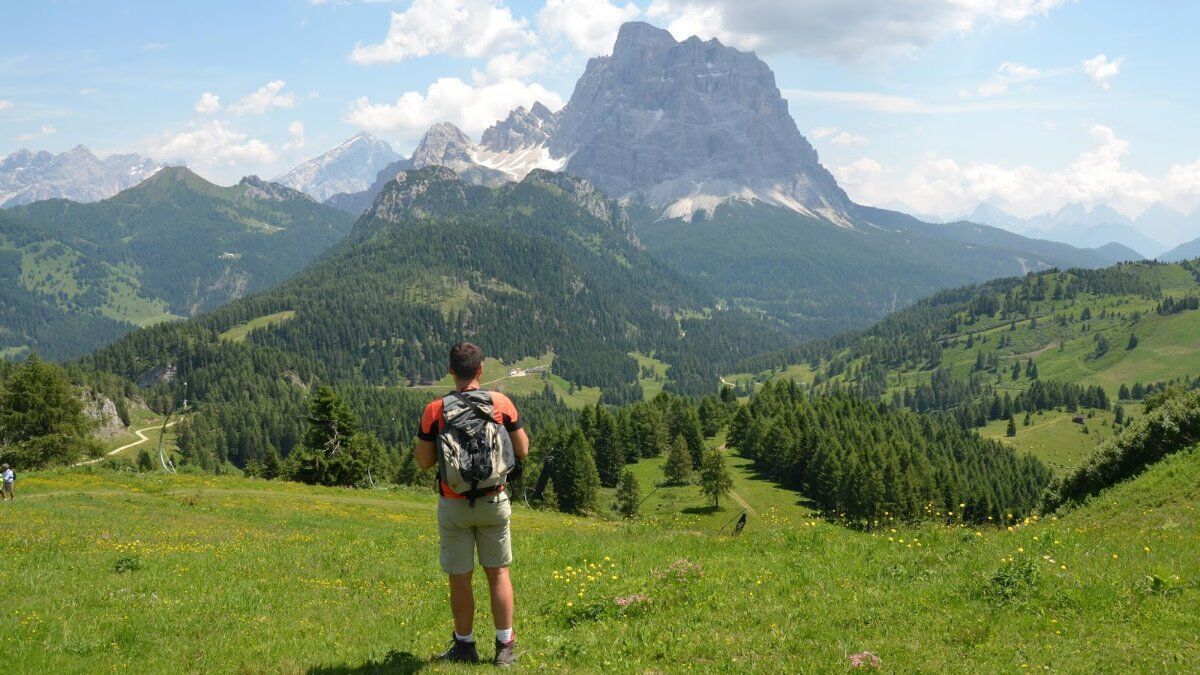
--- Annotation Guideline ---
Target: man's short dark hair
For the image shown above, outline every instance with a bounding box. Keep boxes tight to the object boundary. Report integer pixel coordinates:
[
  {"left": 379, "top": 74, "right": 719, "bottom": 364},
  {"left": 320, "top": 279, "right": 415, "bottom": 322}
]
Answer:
[{"left": 449, "top": 342, "right": 484, "bottom": 380}]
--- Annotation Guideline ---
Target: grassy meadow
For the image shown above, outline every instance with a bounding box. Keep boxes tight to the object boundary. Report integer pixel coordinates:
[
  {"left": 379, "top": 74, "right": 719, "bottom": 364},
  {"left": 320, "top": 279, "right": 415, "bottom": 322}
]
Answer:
[{"left": 2, "top": 441, "right": 1198, "bottom": 673}]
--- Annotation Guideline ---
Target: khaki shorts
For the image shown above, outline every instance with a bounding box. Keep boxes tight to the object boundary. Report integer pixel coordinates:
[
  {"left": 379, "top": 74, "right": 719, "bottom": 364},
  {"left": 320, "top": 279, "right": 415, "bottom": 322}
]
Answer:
[{"left": 437, "top": 494, "right": 512, "bottom": 575}]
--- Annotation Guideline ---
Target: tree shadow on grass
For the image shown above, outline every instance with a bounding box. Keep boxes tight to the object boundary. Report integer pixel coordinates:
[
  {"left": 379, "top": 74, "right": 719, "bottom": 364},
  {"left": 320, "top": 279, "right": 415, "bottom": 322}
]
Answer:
[
  {"left": 307, "top": 650, "right": 426, "bottom": 674},
  {"left": 681, "top": 504, "right": 720, "bottom": 515}
]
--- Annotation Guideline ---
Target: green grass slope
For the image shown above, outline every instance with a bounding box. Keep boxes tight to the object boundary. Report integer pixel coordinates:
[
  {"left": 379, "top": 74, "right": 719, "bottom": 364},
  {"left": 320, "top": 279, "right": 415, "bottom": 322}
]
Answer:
[{"left": 3, "top": 447, "right": 1196, "bottom": 672}]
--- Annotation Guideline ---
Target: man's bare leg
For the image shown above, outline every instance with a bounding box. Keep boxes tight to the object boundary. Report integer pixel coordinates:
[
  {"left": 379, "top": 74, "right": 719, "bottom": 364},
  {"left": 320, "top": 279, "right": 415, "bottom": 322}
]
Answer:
[
  {"left": 448, "top": 571, "right": 474, "bottom": 636},
  {"left": 484, "top": 566, "right": 513, "bottom": 632}
]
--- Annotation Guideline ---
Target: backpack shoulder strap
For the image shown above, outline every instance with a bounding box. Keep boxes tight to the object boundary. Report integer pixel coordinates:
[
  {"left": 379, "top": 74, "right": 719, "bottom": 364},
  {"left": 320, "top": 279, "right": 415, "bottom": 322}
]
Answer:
[{"left": 450, "top": 390, "right": 494, "bottom": 424}]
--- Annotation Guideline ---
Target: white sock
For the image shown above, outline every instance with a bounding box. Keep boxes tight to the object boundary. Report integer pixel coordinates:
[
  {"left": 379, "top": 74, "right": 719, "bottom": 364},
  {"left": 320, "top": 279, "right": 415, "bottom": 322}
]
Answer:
[
  {"left": 496, "top": 628, "right": 513, "bottom": 643},
  {"left": 455, "top": 631, "right": 475, "bottom": 643}
]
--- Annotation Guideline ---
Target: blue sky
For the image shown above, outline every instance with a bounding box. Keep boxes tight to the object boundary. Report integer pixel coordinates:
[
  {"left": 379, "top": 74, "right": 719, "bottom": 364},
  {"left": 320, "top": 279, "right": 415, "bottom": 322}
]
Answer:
[{"left": 2, "top": 0, "right": 1198, "bottom": 222}]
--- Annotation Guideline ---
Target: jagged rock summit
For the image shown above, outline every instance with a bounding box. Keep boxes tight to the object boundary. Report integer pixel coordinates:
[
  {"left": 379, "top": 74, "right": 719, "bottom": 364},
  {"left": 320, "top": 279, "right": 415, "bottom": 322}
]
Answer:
[
  {"left": 551, "top": 22, "right": 850, "bottom": 221},
  {"left": 318, "top": 21, "right": 850, "bottom": 222},
  {"left": 273, "top": 132, "right": 400, "bottom": 202}
]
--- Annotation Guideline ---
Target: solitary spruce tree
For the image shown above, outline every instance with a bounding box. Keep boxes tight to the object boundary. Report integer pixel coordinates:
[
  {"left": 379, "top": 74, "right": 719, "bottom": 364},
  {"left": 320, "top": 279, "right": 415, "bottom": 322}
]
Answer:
[
  {"left": 663, "top": 435, "right": 693, "bottom": 485},
  {"left": 699, "top": 448, "right": 734, "bottom": 509},
  {"left": 552, "top": 428, "right": 601, "bottom": 514},
  {"left": 614, "top": 469, "right": 641, "bottom": 518}
]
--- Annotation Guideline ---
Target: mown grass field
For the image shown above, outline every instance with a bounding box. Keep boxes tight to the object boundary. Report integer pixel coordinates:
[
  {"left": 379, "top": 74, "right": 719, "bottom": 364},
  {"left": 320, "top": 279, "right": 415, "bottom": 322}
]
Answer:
[
  {"left": 403, "top": 352, "right": 602, "bottom": 410},
  {"left": 3, "top": 443, "right": 1197, "bottom": 673},
  {"left": 977, "top": 408, "right": 1131, "bottom": 475}
]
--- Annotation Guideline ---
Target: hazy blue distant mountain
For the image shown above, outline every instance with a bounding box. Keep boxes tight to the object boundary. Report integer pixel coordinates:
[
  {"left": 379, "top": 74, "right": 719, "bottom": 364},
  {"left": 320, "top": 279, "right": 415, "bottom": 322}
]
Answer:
[
  {"left": 963, "top": 201, "right": 1162, "bottom": 258},
  {"left": 0, "top": 145, "right": 162, "bottom": 207},
  {"left": 1159, "top": 236, "right": 1200, "bottom": 262}
]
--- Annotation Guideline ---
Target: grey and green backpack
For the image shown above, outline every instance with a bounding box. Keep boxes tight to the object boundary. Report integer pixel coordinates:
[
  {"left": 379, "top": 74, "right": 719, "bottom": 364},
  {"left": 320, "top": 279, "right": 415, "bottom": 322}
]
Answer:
[{"left": 437, "top": 390, "right": 516, "bottom": 505}]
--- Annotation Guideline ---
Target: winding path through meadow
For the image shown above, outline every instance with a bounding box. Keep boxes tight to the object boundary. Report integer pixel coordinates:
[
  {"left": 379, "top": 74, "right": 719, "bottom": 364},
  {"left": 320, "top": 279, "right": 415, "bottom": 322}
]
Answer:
[{"left": 74, "top": 421, "right": 178, "bottom": 467}]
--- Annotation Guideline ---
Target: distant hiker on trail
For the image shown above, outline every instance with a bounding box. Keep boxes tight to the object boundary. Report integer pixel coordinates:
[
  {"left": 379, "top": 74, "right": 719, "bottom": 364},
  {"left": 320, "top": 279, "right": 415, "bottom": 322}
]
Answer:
[
  {"left": 2, "top": 464, "right": 13, "bottom": 501},
  {"left": 415, "top": 343, "right": 529, "bottom": 666}
]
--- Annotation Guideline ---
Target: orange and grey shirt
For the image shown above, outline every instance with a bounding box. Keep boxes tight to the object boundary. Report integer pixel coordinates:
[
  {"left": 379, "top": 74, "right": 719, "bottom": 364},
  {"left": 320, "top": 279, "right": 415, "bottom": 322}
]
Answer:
[{"left": 418, "top": 387, "right": 522, "bottom": 498}]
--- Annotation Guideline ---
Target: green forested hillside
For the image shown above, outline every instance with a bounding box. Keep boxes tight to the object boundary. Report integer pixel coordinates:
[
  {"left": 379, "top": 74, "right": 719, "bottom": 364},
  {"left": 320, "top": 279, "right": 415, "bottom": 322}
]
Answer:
[
  {"left": 0, "top": 168, "right": 354, "bottom": 359},
  {"left": 76, "top": 168, "right": 791, "bottom": 468},
  {"left": 731, "top": 259, "right": 1200, "bottom": 467},
  {"left": 636, "top": 201, "right": 1127, "bottom": 339}
]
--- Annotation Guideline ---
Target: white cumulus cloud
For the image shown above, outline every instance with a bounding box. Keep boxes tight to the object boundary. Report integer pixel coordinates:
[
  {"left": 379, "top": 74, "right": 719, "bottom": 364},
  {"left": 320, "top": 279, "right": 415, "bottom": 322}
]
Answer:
[
  {"left": 17, "top": 125, "right": 57, "bottom": 142},
  {"left": 345, "top": 77, "right": 564, "bottom": 148},
  {"left": 836, "top": 125, "right": 1167, "bottom": 220},
  {"left": 474, "top": 51, "right": 550, "bottom": 84},
  {"left": 0, "top": 100, "right": 13, "bottom": 111},
  {"left": 228, "top": 81, "right": 295, "bottom": 116},
  {"left": 977, "top": 61, "right": 1042, "bottom": 97},
  {"left": 811, "top": 126, "right": 867, "bottom": 146},
  {"left": 350, "top": 0, "right": 534, "bottom": 64},
  {"left": 283, "top": 120, "right": 306, "bottom": 151},
  {"left": 148, "top": 120, "right": 276, "bottom": 171},
  {"left": 195, "top": 92, "right": 222, "bottom": 114},
  {"left": 646, "top": 0, "right": 1069, "bottom": 62},
  {"left": 1082, "top": 54, "right": 1122, "bottom": 90},
  {"left": 538, "top": 0, "right": 642, "bottom": 55}
]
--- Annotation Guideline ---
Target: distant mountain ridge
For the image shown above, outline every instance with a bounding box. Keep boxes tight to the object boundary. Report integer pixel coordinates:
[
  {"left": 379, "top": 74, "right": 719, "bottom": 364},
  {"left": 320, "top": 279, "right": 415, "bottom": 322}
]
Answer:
[
  {"left": 0, "top": 145, "right": 163, "bottom": 207},
  {"left": 272, "top": 133, "right": 400, "bottom": 202},
  {"left": 1, "top": 167, "right": 354, "bottom": 360},
  {"left": 957, "top": 201, "right": 1200, "bottom": 258}
]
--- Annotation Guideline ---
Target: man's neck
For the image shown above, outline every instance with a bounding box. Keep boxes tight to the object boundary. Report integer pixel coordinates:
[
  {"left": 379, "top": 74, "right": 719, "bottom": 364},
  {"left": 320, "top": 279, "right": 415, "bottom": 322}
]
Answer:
[{"left": 455, "top": 379, "right": 481, "bottom": 392}]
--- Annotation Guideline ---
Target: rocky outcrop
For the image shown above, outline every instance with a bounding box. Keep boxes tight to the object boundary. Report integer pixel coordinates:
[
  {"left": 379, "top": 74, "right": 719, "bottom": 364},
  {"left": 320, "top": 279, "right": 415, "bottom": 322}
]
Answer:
[
  {"left": 363, "top": 166, "right": 488, "bottom": 225},
  {"left": 82, "top": 388, "right": 127, "bottom": 438},
  {"left": 521, "top": 170, "right": 638, "bottom": 247},
  {"left": 239, "top": 175, "right": 315, "bottom": 202}
]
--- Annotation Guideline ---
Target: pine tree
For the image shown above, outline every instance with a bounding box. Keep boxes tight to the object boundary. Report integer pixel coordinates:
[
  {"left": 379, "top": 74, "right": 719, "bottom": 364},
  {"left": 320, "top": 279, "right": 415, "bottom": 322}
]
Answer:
[
  {"left": 699, "top": 448, "right": 734, "bottom": 509},
  {"left": 1127, "top": 333, "right": 1139, "bottom": 350},
  {"left": 592, "top": 406, "right": 623, "bottom": 488},
  {"left": 1011, "top": 362, "right": 1021, "bottom": 380},
  {"left": 614, "top": 469, "right": 640, "bottom": 518},
  {"left": 1006, "top": 415, "right": 1018, "bottom": 437},
  {"left": 396, "top": 446, "right": 422, "bottom": 486},
  {"left": 0, "top": 353, "right": 98, "bottom": 468},
  {"left": 292, "top": 386, "right": 367, "bottom": 486},
  {"left": 136, "top": 448, "right": 155, "bottom": 472},
  {"left": 551, "top": 428, "right": 600, "bottom": 514},
  {"left": 663, "top": 435, "right": 693, "bottom": 485}
]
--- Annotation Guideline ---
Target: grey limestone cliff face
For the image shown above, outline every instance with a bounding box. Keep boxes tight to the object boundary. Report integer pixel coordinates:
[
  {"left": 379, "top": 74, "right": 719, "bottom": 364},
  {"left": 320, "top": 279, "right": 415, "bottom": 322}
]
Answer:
[
  {"left": 550, "top": 22, "right": 849, "bottom": 216},
  {"left": 479, "top": 102, "right": 559, "bottom": 153}
]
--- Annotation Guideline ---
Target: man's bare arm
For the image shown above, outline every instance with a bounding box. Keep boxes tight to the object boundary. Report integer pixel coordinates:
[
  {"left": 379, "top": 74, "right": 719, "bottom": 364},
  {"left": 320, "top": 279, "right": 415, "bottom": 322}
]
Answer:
[
  {"left": 510, "top": 428, "right": 530, "bottom": 460},
  {"left": 415, "top": 438, "right": 437, "bottom": 471}
]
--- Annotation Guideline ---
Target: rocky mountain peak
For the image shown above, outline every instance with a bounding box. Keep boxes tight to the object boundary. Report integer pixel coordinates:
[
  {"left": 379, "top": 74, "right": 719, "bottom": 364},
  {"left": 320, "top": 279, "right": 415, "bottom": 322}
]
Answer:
[
  {"left": 273, "top": 132, "right": 400, "bottom": 202},
  {"left": 239, "top": 175, "right": 315, "bottom": 202},
  {"left": 522, "top": 169, "right": 638, "bottom": 247},
  {"left": 549, "top": 20, "right": 849, "bottom": 220},
  {"left": 411, "top": 122, "right": 476, "bottom": 167},
  {"left": 0, "top": 146, "right": 163, "bottom": 207},
  {"left": 480, "top": 104, "right": 559, "bottom": 154},
  {"left": 363, "top": 166, "right": 485, "bottom": 225}
]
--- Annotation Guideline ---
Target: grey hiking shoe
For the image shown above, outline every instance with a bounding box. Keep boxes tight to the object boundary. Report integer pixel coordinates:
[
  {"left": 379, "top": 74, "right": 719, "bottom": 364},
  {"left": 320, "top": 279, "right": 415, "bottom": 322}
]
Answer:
[
  {"left": 493, "top": 637, "right": 517, "bottom": 667},
  {"left": 436, "top": 634, "right": 479, "bottom": 663}
]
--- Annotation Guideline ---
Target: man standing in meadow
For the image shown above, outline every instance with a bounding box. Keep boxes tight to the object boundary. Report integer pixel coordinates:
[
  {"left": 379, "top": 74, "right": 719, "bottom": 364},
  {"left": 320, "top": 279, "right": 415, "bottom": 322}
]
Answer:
[
  {"left": 415, "top": 343, "right": 529, "bottom": 666},
  {"left": 1, "top": 463, "right": 13, "bottom": 501}
]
